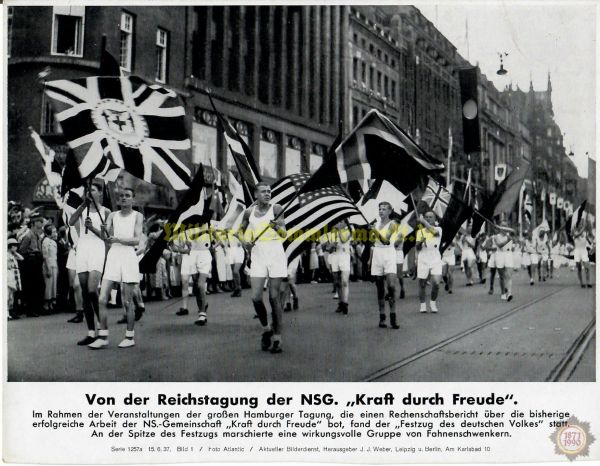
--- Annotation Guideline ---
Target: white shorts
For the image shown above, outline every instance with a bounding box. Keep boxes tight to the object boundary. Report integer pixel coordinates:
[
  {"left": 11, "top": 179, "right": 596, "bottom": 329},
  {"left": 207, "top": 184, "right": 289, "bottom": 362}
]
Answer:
[
  {"left": 417, "top": 251, "right": 443, "bottom": 279},
  {"left": 462, "top": 247, "right": 476, "bottom": 263},
  {"left": 530, "top": 253, "right": 539, "bottom": 264},
  {"left": 227, "top": 246, "right": 245, "bottom": 264},
  {"left": 103, "top": 245, "right": 139, "bottom": 283},
  {"left": 442, "top": 252, "right": 456, "bottom": 266},
  {"left": 330, "top": 253, "right": 351, "bottom": 273},
  {"left": 181, "top": 250, "right": 212, "bottom": 276},
  {"left": 287, "top": 256, "right": 301, "bottom": 276},
  {"left": 66, "top": 249, "right": 77, "bottom": 271},
  {"left": 574, "top": 248, "right": 589, "bottom": 263},
  {"left": 494, "top": 251, "right": 514, "bottom": 269},
  {"left": 75, "top": 241, "right": 105, "bottom": 274},
  {"left": 371, "top": 247, "right": 396, "bottom": 276},
  {"left": 250, "top": 242, "right": 287, "bottom": 278},
  {"left": 396, "top": 249, "right": 404, "bottom": 265},
  {"left": 522, "top": 253, "right": 531, "bottom": 267},
  {"left": 488, "top": 252, "right": 496, "bottom": 268},
  {"left": 478, "top": 250, "right": 488, "bottom": 264},
  {"left": 540, "top": 253, "right": 550, "bottom": 262}
]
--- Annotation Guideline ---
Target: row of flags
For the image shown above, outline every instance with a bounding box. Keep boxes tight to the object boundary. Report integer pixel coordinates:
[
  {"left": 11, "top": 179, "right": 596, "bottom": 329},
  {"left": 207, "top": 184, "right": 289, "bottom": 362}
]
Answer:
[{"left": 37, "top": 60, "right": 590, "bottom": 272}]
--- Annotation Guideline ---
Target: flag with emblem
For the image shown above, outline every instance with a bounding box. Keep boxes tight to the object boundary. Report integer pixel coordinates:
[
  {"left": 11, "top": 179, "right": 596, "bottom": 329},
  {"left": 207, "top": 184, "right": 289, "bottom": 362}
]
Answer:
[
  {"left": 30, "top": 127, "right": 63, "bottom": 207},
  {"left": 269, "top": 174, "right": 362, "bottom": 262},
  {"left": 566, "top": 200, "right": 587, "bottom": 244},
  {"left": 208, "top": 93, "right": 260, "bottom": 205},
  {"left": 298, "top": 109, "right": 445, "bottom": 195},
  {"left": 44, "top": 76, "right": 192, "bottom": 190}
]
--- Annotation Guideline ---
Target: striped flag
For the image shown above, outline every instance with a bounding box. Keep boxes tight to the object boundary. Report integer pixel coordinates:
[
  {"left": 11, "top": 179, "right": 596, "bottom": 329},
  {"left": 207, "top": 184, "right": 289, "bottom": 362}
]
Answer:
[
  {"left": 44, "top": 76, "right": 192, "bottom": 190},
  {"left": 208, "top": 93, "right": 260, "bottom": 205},
  {"left": 566, "top": 201, "right": 587, "bottom": 243},
  {"left": 270, "top": 174, "right": 362, "bottom": 262},
  {"left": 298, "top": 109, "right": 444, "bottom": 195},
  {"left": 217, "top": 173, "right": 247, "bottom": 231},
  {"left": 29, "top": 127, "right": 63, "bottom": 207}
]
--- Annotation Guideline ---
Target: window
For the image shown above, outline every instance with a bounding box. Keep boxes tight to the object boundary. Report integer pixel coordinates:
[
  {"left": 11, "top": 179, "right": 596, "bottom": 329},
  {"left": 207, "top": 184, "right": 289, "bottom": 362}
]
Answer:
[
  {"left": 41, "top": 96, "right": 62, "bottom": 135},
  {"left": 391, "top": 80, "right": 396, "bottom": 101},
  {"left": 369, "top": 44, "right": 374, "bottom": 54},
  {"left": 51, "top": 6, "right": 85, "bottom": 56},
  {"left": 361, "top": 62, "right": 366, "bottom": 83},
  {"left": 369, "top": 66, "right": 374, "bottom": 89},
  {"left": 155, "top": 28, "right": 168, "bottom": 83},
  {"left": 285, "top": 146, "right": 302, "bottom": 176},
  {"left": 384, "top": 75, "right": 389, "bottom": 97},
  {"left": 192, "top": 121, "right": 217, "bottom": 167},
  {"left": 352, "top": 57, "right": 358, "bottom": 81},
  {"left": 119, "top": 12, "right": 134, "bottom": 71},
  {"left": 7, "top": 7, "right": 13, "bottom": 57},
  {"left": 353, "top": 33, "right": 358, "bottom": 43},
  {"left": 377, "top": 71, "right": 382, "bottom": 93}
]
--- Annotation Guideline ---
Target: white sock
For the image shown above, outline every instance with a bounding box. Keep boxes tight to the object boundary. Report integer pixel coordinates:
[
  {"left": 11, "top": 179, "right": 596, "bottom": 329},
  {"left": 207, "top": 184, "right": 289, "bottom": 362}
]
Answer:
[
  {"left": 420, "top": 303, "right": 427, "bottom": 311},
  {"left": 87, "top": 330, "right": 95, "bottom": 337},
  {"left": 125, "top": 330, "right": 134, "bottom": 339},
  {"left": 98, "top": 329, "right": 109, "bottom": 339},
  {"left": 262, "top": 325, "right": 271, "bottom": 332}
]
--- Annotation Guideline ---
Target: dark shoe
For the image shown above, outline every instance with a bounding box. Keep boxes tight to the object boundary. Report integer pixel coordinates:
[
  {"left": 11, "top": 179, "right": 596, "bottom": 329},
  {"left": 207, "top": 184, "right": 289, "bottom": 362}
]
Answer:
[
  {"left": 444, "top": 283, "right": 449, "bottom": 291},
  {"left": 481, "top": 278, "right": 487, "bottom": 284},
  {"left": 134, "top": 306, "right": 145, "bottom": 321},
  {"left": 117, "top": 316, "right": 127, "bottom": 324},
  {"left": 194, "top": 315, "right": 207, "bottom": 326},
  {"left": 270, "top": 340, "right": 282, "bottom": 354},
  {"left": 293, "top": 296, "right": 299, "bottom": 310},
  {"left": 378, "top": 321, "right": 388, "bottom": 328},
  {"left": 231, "top": 290, "right": 242, "bottom": 298},
  {"left": 448, "top": 290, "right": 453, "bottom": 294},
  {"left": 488, "top": 289, "right": 493, "bottom": 295},
  {"left": 284, "top": 303, "right": 292, "bottom": 312},
  {"left": 390, "top": 314, "right": 400, "bottom": 329},
  {"left": 581, "top": 284, "right": 586, "bottom": 288},
  {"left": 261, "top": 330, "right": 273, "bottom": 351},
  {"left": 399, "top": 289, "right": 405, "bottom": 299},
  {"left": 68, "top": 312, "right": 84, "bottom": 323},
  {"left": 342, "top": 305, "right": 348, "bottom": 316},
  {"left": 587, "top": 284, "right": 593, "bottom": 288},
  {"left": 466, "top": 282, "right": 472, "bottom": 287},
  {"left": 507, "top": 294, "right": 513, "bottom": 302},
  {"left": 335, "top": 304, "right": 343, "bottom": 313},
  {"left": 77, "top": 335, "right": 97, "bottom": 346},
  {"left": 176, "top": 308, "right": 189, "bottom": 316}
]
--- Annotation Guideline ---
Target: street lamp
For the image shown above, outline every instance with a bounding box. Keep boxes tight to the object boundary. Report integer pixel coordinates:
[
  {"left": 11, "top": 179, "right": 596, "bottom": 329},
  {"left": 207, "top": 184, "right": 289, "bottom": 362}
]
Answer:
[{"left": 496, "top": 52, "right": 508, "bottom": 75}]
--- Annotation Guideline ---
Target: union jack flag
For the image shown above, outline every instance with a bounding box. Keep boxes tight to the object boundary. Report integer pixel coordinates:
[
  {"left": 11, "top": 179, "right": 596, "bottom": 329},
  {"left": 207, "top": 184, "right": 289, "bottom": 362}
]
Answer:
[
  {"left": 421, "top": 179, "right": 451, "bottom": 219},
  {"left": 44, "top": 76, "right": 192, "bottom": 190}
]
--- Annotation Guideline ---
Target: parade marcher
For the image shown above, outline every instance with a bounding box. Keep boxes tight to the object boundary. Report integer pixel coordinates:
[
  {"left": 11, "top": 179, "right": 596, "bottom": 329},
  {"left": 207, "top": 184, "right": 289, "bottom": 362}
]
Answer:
[
  {"left": 442, "top": 239, "right": 456, "bottom": 294},
  {"left": 282, "top": 255, "right": 300, "bottom": 313},
  {"left": 65, "top": 224, "right": 84, "bottom": 323},
  {"left": 7, "top": 238, "right": 23, "bottom": 320},
  {"left": 476, "top": 233, "right": 488, "bottom": 284},
  {"left": 460, "top": 232, "right": 477, "bottom": 286},
  {"left": 18, "top": 212, "right": 45, "bottom": 317},
  {"left": 493, "top": 221, "right": 514, "bottom": 302},
  {"left": 416, "top": 210, "right": 443, "bottom": 313},
  {"left": 331, "top": 221, "right": 352, "bottom": 315},
  {"left": 69, "top": 182, "right": 110, "bottom": 345},
  {"left": 175, "top": 226, "right": 212, "bottom": 325},
  {"left": 239, "top": 182, "right": 288, "bottom": 353},
  {"left": 573, "top": 224, "right": 592, "bottom": 288},
  {"left": 522, "top": 233, "right": 537, "bottom": 285},
  {"left": 227, "top": 229, "right": 245, "bottom": 297},
  {"left": 536, "top": 227, "right": 550, "bottom": 282},
  {"left": 89, "top": 188, "right": 143, "bottom": 349},
  {"left": 482, "top": 232, "right": 498, "bottom": 295},
  {"left": 395, "top": 225, "right": 406, "bottom": 299},
  {"left": 368, "top": 202, "right": 400, "bottom": 328},
  {"left": 41, "top": 224, "right": 58, "bottom": 313}
]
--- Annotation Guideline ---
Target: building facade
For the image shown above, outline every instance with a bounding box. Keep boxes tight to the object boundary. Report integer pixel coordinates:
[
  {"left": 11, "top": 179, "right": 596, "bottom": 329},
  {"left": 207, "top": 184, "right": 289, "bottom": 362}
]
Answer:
[{"left": 7, "top": 5, "right": 587, "bottom": 228}]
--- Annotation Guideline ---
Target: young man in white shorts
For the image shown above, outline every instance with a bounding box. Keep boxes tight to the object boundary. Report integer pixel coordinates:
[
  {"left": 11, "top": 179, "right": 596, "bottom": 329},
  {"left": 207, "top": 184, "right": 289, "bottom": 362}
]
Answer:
[
  {"left": 461, "top": 233, "right": 477, "bottom": 286},
  {"left": 416, "top": 210, "right": 443, "bottom": 313},
  {"left": 522, "top": 233, "right": 536, "bottom": 285},
  {"left": 573, "top": 226, "right": 592, "bottom": 288},
  {"left": 395, "top": 226, "right": 407, "bottom": 299},
  {"left": 441, "top": 240, "right": 456, "bottom": 294},
  {"left": 89, "top": 188, "right": 143, "bottom": 349},
  {"left": 330, "top": 221, "right": 351, "bottom": 315},
  {"left": 239, "top": 182, "right": 287, "bottom": 353},
  {"left": 68, "top": 181, "right": 110, "bottom": 346},
  {"left": 174, "top": 226, "right": 212, "bottom": 325},
  {"left": 368, "top": 202, "right": 400, "bottom": 329},
  {"left": 493, "top": 222, "right": 514, "bottom": 302},
  {"left": 227, "top": 231, "right": 245, "bottom": 297},
  {"left": 65, "top": 225, "right": 84, "bottom": 324}
]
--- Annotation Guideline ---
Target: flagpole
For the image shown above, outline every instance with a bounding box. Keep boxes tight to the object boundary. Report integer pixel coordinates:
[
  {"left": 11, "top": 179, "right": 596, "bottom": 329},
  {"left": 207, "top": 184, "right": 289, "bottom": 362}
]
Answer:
[
  {"left": 446, "top": 127, "right": 452, "bottom": 187},
  {"left": 518, "top": 183, "right": 524, "bottom": 240}
]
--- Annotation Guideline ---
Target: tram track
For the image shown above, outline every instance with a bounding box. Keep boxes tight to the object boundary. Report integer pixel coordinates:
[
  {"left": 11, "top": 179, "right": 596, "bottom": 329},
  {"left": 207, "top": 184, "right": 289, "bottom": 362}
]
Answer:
[{"left": 362, "top": 287, "right": 572, "bottom": 382}]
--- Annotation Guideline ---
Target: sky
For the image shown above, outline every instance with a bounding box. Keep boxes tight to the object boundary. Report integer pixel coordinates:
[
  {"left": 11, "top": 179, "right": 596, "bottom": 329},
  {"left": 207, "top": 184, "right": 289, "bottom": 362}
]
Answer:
[{"left": 417, "top": 2, "right": 596, "bottom": 178}]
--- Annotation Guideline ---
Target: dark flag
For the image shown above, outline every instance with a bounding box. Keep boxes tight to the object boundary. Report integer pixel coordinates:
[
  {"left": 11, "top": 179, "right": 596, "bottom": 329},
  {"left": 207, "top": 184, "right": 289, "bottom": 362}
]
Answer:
[
  {"left": 298, "top": 109, "right": 445, "bottom": 195},
  {"left": 208, "top": 93, "right": 260, "bottom": 205},
  {"left": 471, "top": 162, "right": 530, "bottom": 237},
  {"left": 566, "top": 200, "right": 587, "bottom": 243},
  {"left": 269, "top": 173, "right": 362, "bottom": 263},
  {"left": 99, "top": 48, "right": 121, "bottom": 76},
  {"left": 45, "top": 76, "right": 192, "bottom": 190},
  {"left": 439, "top": 180, "right": 474, "bottom": 253},
  {"left": 139, "top": 168, "right": 211, "bottom": 273}
]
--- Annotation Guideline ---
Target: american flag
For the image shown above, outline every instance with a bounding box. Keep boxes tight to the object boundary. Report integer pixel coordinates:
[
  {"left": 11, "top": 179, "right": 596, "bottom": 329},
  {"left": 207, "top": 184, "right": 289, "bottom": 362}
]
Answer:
[
  {"left": 44, "top": 76, "right": 192, "bottom": 190},
  {"left": 270, "top": 174, "right": 362, "bottom": 262}
]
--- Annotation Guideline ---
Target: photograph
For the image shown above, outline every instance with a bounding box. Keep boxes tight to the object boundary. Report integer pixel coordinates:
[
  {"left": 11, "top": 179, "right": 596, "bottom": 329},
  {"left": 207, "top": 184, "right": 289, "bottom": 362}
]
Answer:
[{"left": 5, "top": 3, "right": 596, "bottom": 383}]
